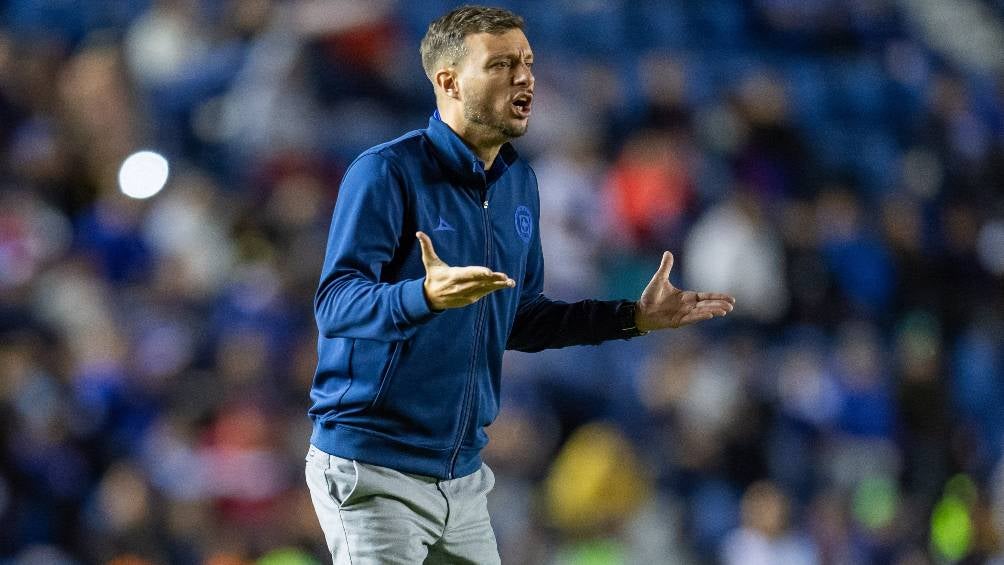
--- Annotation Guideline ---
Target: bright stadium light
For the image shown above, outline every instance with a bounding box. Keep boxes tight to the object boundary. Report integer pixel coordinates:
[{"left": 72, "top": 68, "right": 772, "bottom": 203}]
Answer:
[{"left": 118, "top": 150, "right": 170, "bottom": 199}]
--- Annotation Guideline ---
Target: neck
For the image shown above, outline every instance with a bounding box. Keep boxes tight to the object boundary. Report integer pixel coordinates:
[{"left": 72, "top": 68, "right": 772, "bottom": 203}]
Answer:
[{"left": 438, "top": 105, "right": 504, "bottom": 170}]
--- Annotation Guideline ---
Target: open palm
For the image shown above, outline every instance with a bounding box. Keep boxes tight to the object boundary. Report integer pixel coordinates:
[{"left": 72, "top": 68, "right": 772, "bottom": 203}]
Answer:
[
  {"left": 636, "top": 251, "right": 735, "bottom": 332},
  {"left": 417, "top": 231, "right": 515, "bottom": 311}
]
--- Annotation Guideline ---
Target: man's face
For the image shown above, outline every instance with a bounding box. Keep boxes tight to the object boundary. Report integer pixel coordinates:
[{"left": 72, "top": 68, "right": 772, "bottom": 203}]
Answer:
[{"left": 456, "top": 29, "right": 534, "bottom": 142}]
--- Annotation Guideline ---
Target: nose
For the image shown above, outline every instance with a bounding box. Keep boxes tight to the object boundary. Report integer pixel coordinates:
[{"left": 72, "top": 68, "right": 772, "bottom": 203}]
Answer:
[{"left": 514, "top": 61, "right": 533, "bottom": 88}]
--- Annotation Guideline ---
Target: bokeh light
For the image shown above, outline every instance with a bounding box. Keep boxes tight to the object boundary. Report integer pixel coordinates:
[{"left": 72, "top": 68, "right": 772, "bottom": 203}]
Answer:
[{"left": 118, "top": 150, "right": 169, "bottom": 199}]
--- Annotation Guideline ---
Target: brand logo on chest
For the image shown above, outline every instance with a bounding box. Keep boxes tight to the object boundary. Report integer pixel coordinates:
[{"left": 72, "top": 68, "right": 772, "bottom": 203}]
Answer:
[
  {"left": 433, "top": 216, "right": 456, "bottom": 232},
  {"left": 514, "top": 205, "right": 532, "bottom": 243}
]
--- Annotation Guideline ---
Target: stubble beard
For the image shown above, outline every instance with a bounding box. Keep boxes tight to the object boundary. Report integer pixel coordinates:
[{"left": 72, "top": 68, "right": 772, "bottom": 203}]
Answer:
[{"left": 463, "top": 95, "right": 527, "bottom": 143}]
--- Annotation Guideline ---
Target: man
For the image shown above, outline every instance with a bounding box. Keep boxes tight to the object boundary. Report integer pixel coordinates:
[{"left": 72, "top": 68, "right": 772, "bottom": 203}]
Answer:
[{"left": 305, "top": 6, "right": 735, "bottom": 564}]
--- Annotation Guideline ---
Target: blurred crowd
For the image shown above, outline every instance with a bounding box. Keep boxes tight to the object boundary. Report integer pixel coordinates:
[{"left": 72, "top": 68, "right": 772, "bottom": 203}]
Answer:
[{"left": 1, "top": 0, "right": 1003, "bottom": 564}]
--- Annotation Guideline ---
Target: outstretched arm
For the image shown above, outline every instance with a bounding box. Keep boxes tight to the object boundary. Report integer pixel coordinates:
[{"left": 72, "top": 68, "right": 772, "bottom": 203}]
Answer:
[
  {"left": 507, "top": 168, "right": 732, "bottom": 351},
  {"left": 506, "top": 250, "right": 735, "bottom": 352}
]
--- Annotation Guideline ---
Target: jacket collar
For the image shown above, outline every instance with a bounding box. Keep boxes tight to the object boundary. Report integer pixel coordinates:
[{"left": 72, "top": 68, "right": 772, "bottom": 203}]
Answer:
[{"left": 425, "top": 110, "right": 518, "bottom": 186}]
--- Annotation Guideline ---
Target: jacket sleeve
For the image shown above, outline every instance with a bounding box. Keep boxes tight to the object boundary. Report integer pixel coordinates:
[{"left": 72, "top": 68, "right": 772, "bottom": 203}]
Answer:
[
  {"left": 314, "top": 153, "right": 436, "bottom": 342},
  {"left": 505, "top": 172, "right": 639, "bottom": 352}
]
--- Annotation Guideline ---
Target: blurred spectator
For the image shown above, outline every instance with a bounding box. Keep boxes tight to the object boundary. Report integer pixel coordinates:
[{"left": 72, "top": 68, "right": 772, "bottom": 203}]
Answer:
[
  {"left": 683, "top": 188, "right": 788, "bottom": 322},
  {"left": 602, "top": 129, "right": 693, "bottom": 252},
  {"left": 721, "top": 481, "right": 818, "bottom": 565}
]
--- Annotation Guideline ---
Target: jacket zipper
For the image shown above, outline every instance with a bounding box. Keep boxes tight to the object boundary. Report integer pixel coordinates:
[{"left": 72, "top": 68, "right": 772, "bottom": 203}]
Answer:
[{"left": 447, "top": 186, "right": 491, "bottom": 478}]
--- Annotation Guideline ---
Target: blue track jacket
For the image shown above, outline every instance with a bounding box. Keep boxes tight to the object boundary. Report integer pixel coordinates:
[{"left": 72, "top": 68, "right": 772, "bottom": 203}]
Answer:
[{"left": 310, "top": 113, "right": 641, "bottom": 479}]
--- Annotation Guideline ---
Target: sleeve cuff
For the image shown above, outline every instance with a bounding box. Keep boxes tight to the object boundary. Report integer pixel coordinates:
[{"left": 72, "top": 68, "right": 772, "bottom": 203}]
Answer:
[
  {"left": 400, "top": 277, "right": 440, "bottom": 325},
  {"left": 615, "top": 300, "right": 649, "bottom": 339}
]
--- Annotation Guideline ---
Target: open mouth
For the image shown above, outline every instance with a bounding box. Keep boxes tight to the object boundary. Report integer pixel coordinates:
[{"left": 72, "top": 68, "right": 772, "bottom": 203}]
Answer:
[{"left": 511, "top": 93, "right": 533, "bottom": 118}]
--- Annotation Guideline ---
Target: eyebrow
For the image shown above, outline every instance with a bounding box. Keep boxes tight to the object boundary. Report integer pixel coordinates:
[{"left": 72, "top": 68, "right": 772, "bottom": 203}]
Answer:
[{"left": 486, "top": 51, "right": 534, "bottom": 62}]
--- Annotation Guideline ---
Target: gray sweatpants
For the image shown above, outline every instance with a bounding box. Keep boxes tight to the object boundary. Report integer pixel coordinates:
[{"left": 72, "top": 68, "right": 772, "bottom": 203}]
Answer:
[{"left": 305, "top": 444, "right": 501, "bottom": 565}]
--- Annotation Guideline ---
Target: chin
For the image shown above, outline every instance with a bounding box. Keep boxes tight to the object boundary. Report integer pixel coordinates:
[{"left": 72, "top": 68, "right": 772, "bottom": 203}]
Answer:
[{"left": 503, "top": 121, "right": 529, "bottom": 139}]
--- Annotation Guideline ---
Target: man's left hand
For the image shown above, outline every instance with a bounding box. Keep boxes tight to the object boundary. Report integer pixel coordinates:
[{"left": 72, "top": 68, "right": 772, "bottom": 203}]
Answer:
[{"left": 635, "top": 251, "right": 735, "bottom": 332}]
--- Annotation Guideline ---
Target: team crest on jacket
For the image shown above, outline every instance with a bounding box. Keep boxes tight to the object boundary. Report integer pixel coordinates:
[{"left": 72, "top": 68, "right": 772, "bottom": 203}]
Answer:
[{"left": 514, "top": 205, "right": 532, "bottom": 243}]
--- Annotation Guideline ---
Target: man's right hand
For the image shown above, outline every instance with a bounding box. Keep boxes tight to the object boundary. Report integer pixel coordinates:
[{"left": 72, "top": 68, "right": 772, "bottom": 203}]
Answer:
[{"left": 416, "top": 231, "right": 515, "bottom": 311}]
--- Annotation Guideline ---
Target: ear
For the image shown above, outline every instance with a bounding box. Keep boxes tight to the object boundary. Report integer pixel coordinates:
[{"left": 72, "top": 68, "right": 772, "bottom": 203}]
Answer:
[{"left": 434, "top": 69, "right": 460, "bottom": 100}]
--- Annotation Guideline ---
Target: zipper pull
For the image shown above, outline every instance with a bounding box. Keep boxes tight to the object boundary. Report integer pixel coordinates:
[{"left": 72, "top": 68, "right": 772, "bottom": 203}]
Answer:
[{"left": 483, "top": 200, "right": 489, "bottom": 209}]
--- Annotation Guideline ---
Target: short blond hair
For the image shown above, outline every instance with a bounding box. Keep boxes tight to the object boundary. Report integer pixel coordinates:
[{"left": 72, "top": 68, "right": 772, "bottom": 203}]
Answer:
[{"left": 419, "top": 5, "right": 524, "bottom": 79}]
